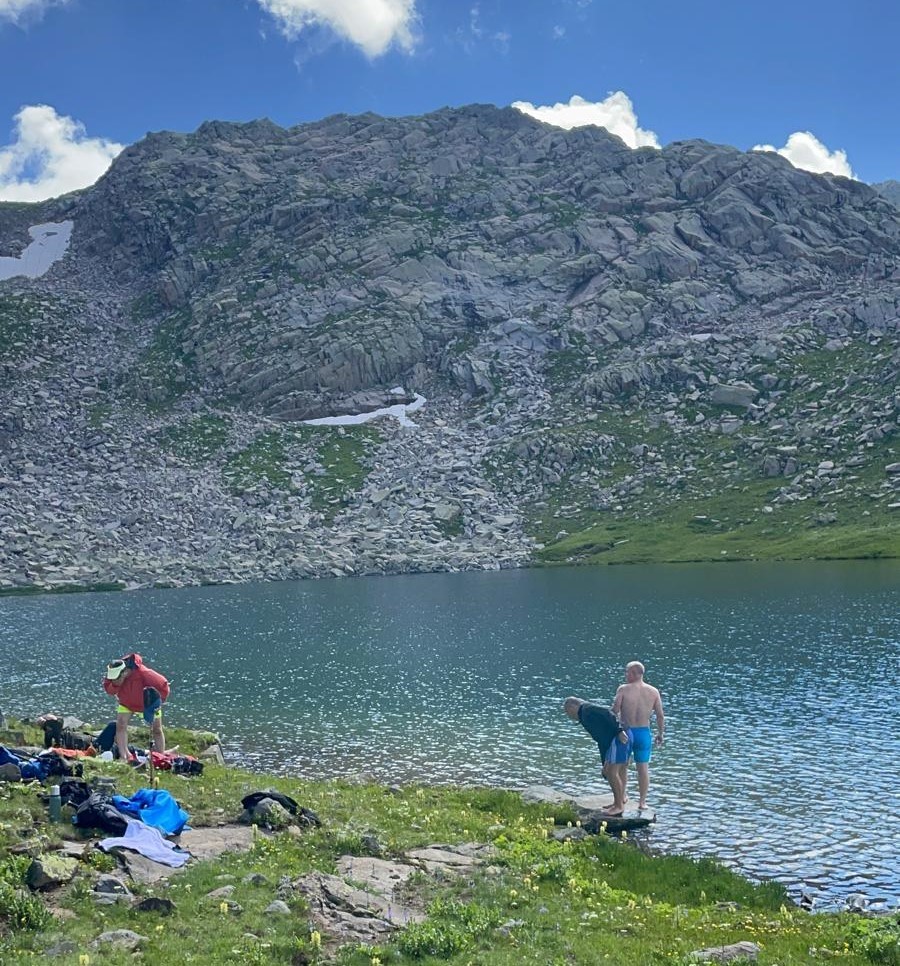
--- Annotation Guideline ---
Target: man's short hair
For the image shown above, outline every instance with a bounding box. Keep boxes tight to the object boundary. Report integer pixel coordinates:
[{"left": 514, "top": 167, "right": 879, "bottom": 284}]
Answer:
[{"left": 626, "top": 661, "right": 645, "bottom": 676}]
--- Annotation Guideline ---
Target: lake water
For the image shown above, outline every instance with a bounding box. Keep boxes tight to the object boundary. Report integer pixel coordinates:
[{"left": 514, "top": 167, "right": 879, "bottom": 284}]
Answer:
[{"left": 1, "top": 561, "right": 897, "bottom": 908}]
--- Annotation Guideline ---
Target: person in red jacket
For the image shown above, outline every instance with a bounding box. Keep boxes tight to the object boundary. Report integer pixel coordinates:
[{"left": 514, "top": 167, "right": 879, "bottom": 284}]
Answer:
[{"left": 102, "top": 653, "right": 170, "bottom": 762}]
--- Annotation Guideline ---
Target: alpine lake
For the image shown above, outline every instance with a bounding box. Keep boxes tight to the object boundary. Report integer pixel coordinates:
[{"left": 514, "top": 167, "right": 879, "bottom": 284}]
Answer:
[{"left": 1, "top": 560, "right": 897, "bottom": 909}]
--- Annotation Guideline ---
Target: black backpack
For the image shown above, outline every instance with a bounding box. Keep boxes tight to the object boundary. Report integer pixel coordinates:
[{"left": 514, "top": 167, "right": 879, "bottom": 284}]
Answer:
[
  {"left": 52, "top": 778, "right": 92, "bottom": 808},
  {"left": 73, "top": 793, "right": 128, "bottom": 835}
]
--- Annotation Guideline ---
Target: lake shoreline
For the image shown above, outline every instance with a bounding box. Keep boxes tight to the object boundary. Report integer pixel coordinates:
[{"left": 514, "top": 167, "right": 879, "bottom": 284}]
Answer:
[
  {"left": 2, "top": 561, "right": 897, "bottom": 914},
  {"left": 1, "top": 717, "right": 897, "bottom": 964},
  {"left": 1, "top": 541, "right": 898, "bottom": 599}
]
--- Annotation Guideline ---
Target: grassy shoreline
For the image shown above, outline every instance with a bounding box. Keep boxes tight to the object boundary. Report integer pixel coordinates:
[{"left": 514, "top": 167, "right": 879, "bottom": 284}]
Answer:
[{"left": 0, "top": 720, "right": 897, "bottom": 964}]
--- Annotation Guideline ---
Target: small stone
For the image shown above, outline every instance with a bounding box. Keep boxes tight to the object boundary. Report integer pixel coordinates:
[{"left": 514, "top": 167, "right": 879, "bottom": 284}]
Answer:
[
  {"left": 552, "top": 827, "right": 588, "bottom": 842},
  {"left": 135, "top": 896, "right": 176, "bottom": 915},
  {"left": 91, "top": 929, "right": 149, "bottom": 951},
  {"left": 360, "top": 833, "right": 384, "bottom": 856},
  {"left": 265, "top": 899, "right": 291, "bottom": 915},
  {"left": 243, "top": 873, "right": 270, "bottom": 886},
  {"left": 690, "top": 941, "right": 760, "bottom": 962},
  {"left": 200, "top": 743, "right": 226, "bottom": 765},
  {"left": 248, "top": 798, "right": 293, "bottom": 829},
  {"left": 44, "top": 940, "right": 79, "bottom": 957},
  {"left": 205, "top": 885, "right": 236, "bottom": 899},
  {"left": 93, "top": 875, "right": 130, "bottom": 895}
]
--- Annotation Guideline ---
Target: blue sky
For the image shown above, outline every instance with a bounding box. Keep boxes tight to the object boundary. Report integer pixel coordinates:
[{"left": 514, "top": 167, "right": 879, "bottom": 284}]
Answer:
[{"left": 1, "top": 0, "right": 898, "bottom": 200}]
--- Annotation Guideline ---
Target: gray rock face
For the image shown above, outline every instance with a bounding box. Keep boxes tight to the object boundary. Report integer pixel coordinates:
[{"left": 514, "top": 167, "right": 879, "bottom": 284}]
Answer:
[
  {"left": 294, "top": 842, "right": 496, "bottom": 947},
  {"left": 874, "top": 180, "right": 900, "bottom": 208},
  {"left": 1, "top": 104, "right": 898, "bottom": 592}
]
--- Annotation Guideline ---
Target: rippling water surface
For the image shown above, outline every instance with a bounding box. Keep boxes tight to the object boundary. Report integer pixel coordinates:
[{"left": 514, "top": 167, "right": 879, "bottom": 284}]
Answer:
[{"left": 1, "top": 561, "right": 897, "bottom": 907}]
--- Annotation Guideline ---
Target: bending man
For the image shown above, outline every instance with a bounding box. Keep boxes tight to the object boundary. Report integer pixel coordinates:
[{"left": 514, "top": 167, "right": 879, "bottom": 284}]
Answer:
[
  {"left": 102, "top": 653, "right": 170, "bottom": 762},
  {"left": 563, "top": 696, "right": 630, "bottom": 815},
  {"left": 611, "top": 661, "right": 664, "bottom": 811}
]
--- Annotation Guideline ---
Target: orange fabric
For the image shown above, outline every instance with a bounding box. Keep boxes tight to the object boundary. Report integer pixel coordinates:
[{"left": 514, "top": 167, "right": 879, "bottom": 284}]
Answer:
[{"left": 48, "top": 747, "right": 92, "bottom": 759}]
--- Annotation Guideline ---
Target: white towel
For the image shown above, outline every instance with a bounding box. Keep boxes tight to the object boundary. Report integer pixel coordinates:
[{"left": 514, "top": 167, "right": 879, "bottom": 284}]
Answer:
[{"left": 99, "top": 819, "right": 190, "bottom": 868}]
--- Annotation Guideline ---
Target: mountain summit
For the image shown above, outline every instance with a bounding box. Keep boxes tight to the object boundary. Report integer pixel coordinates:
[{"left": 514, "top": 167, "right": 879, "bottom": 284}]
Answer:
[{"left": 1, "top": 106, "right": 898, "bottom": 590}]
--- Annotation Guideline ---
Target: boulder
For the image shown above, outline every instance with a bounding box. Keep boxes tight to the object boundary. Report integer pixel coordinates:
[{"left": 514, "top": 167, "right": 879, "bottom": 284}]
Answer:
[
  {"left": 90, "top": 929, "right": 149, "bottom": 951},
  {"left": 26, "top": 855, "right": 79, "bottom": 891},
  {"left": 710, "top": 383, "right": 759, "bottom": 408},
  {"left": 134, "top": 896, "right": 176, "bottom": 914}
]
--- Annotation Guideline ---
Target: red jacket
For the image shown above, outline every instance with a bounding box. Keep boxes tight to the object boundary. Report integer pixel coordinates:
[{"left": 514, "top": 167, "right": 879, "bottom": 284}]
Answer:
[{"left": 102, "top": 653, "right": 170, "bottom": 714}]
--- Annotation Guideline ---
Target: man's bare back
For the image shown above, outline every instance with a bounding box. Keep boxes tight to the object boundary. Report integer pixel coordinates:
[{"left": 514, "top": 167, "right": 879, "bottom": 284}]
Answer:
[
  {"left": 610, "top": 661, "right": 665, "bottom": 811},
  {"left": 612, "top": 680, "right": 662, "bottom": 729}
]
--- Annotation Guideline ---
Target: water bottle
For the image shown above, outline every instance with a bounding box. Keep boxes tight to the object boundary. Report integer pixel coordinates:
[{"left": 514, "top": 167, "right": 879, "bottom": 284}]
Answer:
[{"left": 48, "top": 785, "right": 62, "bottom": 823}]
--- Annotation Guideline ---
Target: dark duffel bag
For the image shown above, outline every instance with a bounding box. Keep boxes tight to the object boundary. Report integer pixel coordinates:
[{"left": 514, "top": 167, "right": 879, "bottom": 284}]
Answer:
[{"left": 73, "top": 793, "right": 128, "bottom": 835}]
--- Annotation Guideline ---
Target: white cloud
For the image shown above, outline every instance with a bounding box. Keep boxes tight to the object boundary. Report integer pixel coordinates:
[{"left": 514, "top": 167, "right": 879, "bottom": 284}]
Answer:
[
  {"left": 552, "top": 25, "right": 566, "bottom": 39},
  {"left": 0, "top": 105, "right": 124, "bottom": 202},
  {"left": 256, "top": 0, "right": 418, "bottom": 57},
  {"left": 0, "top": 0, "right": 68, "bottom": 24},
  {"left": 752, "top": 131, "right": 855, "bottom": 179},
  {"left": 469, "top": 4, "right": 482, "bottom": 39},
  {"left": 512, "top": 92, "right": 660, "bottom": 150}
]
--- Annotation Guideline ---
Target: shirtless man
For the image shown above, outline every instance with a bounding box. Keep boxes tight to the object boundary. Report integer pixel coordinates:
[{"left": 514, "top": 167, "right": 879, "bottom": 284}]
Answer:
[{"left": 611, "top": 661, "right": 664, "bottom": 811}]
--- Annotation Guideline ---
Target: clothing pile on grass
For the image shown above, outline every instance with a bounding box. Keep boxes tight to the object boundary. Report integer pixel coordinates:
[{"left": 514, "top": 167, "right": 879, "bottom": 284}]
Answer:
[
  {"left": 74, "top": 786, "right": 191, "bottom": 869},
  {"left": 0, "top": 712, "right": 203, "bottom": 869},
  {"left": 0, "top": 713, "right": 203, "bottom": 783}
]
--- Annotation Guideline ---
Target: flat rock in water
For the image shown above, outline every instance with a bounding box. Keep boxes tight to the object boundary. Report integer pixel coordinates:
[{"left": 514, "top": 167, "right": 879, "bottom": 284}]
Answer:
[{"left": 519, "top": 785, "right": 656, "bottom": 832}]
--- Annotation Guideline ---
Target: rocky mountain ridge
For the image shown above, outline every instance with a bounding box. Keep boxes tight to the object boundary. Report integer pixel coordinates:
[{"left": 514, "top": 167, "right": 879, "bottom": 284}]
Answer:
[
  {"left": 874, "top": 179, "right": 900, "bottom": 207},
  {"left": 0, "top": 105, "right": 898, "bottom": 591}
]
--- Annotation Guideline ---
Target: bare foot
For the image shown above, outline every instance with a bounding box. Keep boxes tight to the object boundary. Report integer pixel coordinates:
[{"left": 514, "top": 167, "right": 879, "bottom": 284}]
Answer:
[
  {"left": 601, "top": 805, "right": 624, "bottom": 816},
  {"left": 638, "top": 801, "right": 647, "bottom": 810}
]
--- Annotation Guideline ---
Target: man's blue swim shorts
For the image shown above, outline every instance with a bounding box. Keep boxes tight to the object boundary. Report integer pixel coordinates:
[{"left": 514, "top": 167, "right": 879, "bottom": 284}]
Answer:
[
  {"left": 629, "top": 726, "right": 653, "bottom": 764},
  {"left": 604, "top": 732, "right": 632, "bottom": 765}
]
